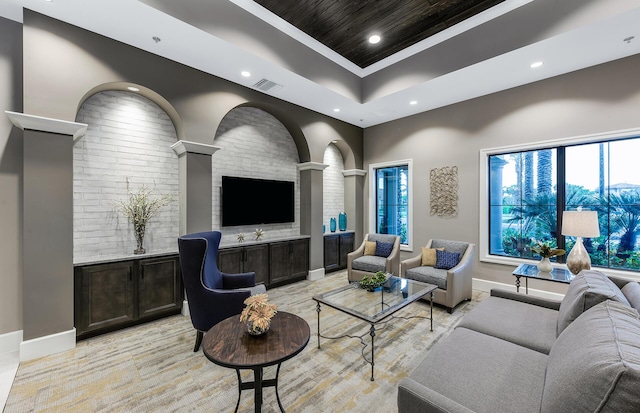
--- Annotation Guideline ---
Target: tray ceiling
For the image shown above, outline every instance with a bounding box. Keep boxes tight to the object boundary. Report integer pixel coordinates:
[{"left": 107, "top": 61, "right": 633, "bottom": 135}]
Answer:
[{"left": 254, "top": 0, "right": 506, "bottom": 68}]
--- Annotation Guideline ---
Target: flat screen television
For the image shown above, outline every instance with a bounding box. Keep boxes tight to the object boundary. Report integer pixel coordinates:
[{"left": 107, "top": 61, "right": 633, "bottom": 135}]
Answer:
[{"left": 221, "top": 176, "right": 295, "bottom": 227}]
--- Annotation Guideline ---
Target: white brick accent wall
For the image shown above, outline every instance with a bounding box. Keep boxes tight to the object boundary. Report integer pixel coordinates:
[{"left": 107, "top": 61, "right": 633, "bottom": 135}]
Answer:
[
  {"left": 74, "top": 91, "right": 179, "bottom": 260},
  {"left": 213, "top": 107, "right": 300, "bottom": 244},
  {"left": 323, "top": 143, "right": 345, "bottom": 229}
]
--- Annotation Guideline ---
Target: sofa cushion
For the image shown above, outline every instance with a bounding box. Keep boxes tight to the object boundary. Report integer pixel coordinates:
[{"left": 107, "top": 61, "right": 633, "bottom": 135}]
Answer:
[
  {"left": 363, "top": 240, "right": 376, "bottom": 256},
  {"left": 457, "top": 296, "right": 559, "bottom": 354},
  {"left": 435, "top": 250, "right": 460, "bottom": 270},
  {"left": 375, "top": 241, "right": 394, "bottom": 258},
  {"left": 622, "top": 282, "right": 640, "bottom": 309},
  {"left": 556, "top": 270, "right": 630, "bottom": 335},
  {"left": 421, "top": 247, "right": 442, "bottom": 266},
  {"left": 405, "top": 266, "right": 447, "bottom": 290},
  {"left": 352, "top": 255, "right": 386, "bottom": 273},
  {"left": 541, "top": 300, "right": 640, "bottom": 413},
  {"left": 431, "top": 239, "right": 469, "bottom": 256},
  {"left": 399, "top": 327, "right": 548, "bottom": 413}
]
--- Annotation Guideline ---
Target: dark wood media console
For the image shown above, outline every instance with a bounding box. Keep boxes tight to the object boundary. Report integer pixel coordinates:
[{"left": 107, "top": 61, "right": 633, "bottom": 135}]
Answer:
[
  {"left": 74, "top": 236, "right": 310, "bottom": 339},
  {"left": 74, "top": 252, "right": 183, "bottom": 340}
]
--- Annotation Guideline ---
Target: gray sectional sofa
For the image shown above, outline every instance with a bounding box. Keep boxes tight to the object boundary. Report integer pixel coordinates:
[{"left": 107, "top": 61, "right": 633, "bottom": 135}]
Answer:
[{"left": 398, "top": 270, "right": 640, "bottom": 413}]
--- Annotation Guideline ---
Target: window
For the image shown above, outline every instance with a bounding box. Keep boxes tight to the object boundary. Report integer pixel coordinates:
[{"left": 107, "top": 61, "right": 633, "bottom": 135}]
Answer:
[
  {"left": 483, "top": 131, "right": 640, "bottom": 272},
  {"left": 369, "top": 160, "right": 413, "bottom": 250}
]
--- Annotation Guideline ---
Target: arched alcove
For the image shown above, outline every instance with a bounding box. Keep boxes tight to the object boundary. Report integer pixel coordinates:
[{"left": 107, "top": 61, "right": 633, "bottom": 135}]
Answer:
[
  {"left": 74, "top": 89, "right": 180, "bottom": 260},
  {"left": 212, "top": 106, "right": 300, "bottom": 243},
  {"left": 323, "top": 143, "right": 345, "bottom": 228}
]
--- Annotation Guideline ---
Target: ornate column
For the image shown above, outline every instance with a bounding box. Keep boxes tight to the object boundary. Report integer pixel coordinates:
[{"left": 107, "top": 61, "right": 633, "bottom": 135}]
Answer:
[
  {"left": 6, "top": 110, "right": 87, "bottom": 361},
  {"left": 171, "top": 140, "right": 220, "bottom": 235},
  {"left": 297, "top": 162, "right": 328, "bottom": 280}
]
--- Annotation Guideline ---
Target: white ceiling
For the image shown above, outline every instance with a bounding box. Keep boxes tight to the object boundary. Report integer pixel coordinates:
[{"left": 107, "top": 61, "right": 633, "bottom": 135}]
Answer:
[{"left": 2, "top": 0, "right": 640, "bottom": 128}]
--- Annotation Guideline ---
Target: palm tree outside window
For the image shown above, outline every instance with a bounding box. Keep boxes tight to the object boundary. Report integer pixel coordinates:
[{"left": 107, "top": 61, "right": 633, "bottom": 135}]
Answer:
[{"left": 488, "top": 137, "right": 640, "bottom": 272}]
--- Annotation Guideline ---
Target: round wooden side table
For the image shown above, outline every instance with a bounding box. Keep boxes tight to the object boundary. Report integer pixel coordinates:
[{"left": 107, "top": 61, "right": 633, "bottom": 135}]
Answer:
[{"left": 202, "top": 311, "right": 310, "bottom": 413}]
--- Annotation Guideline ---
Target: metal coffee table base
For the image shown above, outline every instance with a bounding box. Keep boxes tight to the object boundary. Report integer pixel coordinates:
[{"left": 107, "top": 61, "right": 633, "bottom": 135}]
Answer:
[{"left": 315, "top": 291, "right": 433, "bottom": 381}]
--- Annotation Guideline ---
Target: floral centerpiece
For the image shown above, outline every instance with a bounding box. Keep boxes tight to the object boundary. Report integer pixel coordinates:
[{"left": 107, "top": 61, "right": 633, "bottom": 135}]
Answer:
[
  {"left": 240, "top": 294, "right": 277, "bottom": 336},
  {"left": 531, "top": 241, "right": 565, "bottom": 272},
  {"left": 114, "top": 179, "right": 173, "bottom": 254}
]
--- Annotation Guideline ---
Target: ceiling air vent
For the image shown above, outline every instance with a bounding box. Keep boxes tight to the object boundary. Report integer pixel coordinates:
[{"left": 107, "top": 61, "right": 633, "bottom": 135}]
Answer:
[{"left": 253, "top": 78, "right": 283, "bottom": 93}]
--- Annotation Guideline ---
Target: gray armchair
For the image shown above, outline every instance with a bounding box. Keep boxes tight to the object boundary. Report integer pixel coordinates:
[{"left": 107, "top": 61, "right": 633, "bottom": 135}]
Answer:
[
  {"left": 347, "top": 233, "right": 401, "bottom": 282},
  {"left": 401, "top": 239, "right": 475, "bottom": 313}
]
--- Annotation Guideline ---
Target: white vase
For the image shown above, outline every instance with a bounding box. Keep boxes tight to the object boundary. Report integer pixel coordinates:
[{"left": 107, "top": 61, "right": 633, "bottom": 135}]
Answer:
[{"left": 537, "top": 257, "right": 553, "bottom": 272}]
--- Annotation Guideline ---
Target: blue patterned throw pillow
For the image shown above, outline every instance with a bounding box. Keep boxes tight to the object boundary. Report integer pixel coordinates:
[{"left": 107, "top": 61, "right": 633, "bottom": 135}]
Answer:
[
  {"left": 435, "top": 250, "right": 460, "bottom": 270},
  {"left": 375, "top": 241, "right": 394, "bottom": 258}
]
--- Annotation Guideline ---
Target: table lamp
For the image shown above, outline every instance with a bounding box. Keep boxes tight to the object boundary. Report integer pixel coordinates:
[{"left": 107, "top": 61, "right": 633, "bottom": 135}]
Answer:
[{"left": 561, "top": 208, "right": 600, "bottom": 275}]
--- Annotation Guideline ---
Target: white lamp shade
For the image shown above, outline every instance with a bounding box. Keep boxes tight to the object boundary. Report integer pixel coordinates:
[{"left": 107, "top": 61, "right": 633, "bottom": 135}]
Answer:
[{"left": 561, "top": 210, "right": 600, "bottom": 238}]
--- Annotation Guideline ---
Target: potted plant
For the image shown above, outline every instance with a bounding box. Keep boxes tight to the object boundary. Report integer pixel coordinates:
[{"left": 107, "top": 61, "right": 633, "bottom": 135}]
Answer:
[
  {"left": 359, "top": 271, "right": 389, "bottom": 292},
  {"left": 114, "top": 179, "right": 173, "bottom": 254},
  {"left": 531, "top": 241, "right": 565, "bottom": 272},
  {"left": 240, "top": 294, "right": 278, "bottom": 336}
]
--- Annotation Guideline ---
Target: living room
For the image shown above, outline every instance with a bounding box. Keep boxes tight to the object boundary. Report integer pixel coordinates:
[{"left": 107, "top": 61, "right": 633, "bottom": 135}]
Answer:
[{"left": 2, "top": 0, "right": 640, "bottom": 411}]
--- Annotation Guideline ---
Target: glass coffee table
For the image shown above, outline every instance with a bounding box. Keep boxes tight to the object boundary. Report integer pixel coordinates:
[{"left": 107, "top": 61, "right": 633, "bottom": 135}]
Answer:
[{"left": 312, "top": 275, "right": 437, "bottom": 381}]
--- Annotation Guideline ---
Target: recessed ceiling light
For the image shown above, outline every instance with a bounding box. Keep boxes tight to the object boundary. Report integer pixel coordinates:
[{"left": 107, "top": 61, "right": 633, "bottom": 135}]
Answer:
[
  {"left": 368, "top": 35, "right": 381, "bottom": 45},
  {"left": 530, "top": 61, "right": 543, "bottom": 68},
  {"left": 410, "top": 100, "right": 418, "bottom": 105},
  {"left": 333, "top": 108, "right": 340, "bottom": 113},
  {"left": 127, "top": 86, "right": 140, "bottom": 92},
  {"left": 241, "top": 71, "right": 251, "bottom": 78}
]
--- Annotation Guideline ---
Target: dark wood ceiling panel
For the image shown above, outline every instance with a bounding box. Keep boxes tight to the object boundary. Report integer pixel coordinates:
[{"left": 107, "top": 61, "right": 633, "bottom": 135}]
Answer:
[{"left": 253, "top": 0, "right": 506, "bottom": 68}]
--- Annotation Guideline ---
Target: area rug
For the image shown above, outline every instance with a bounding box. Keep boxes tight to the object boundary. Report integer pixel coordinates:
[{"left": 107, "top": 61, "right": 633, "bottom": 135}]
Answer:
[{"left": 4, "top": 271, "right": 486, "bottom": 412}]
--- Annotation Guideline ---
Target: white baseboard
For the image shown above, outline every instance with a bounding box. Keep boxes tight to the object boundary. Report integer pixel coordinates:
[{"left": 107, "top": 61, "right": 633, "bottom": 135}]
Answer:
[
  {"left": 19, "top": 328, "right": 76, "bottom": 362},
  {"left": 181, "top": 300, "right": 190, "bottom": 317},
  {"left": 0, "top": 330, "right": 22, "bottom": 355},
  {"left": 307, "top": 268, "right": 325, "bottom": 281},
  {"left": 472, "top": 278, "right": 565, "bottom": 301}
]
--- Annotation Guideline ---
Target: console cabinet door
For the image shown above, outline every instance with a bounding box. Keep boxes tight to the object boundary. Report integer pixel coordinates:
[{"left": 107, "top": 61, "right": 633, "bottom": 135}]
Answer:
[
  {"left": 76, "top": 261, "right": 135, "bottom": 335},
  {"left": 268, "top": 241, "right": 290, "bottom": 285},
  {"left": 138, "top": 256, "right": 182, "bottom": 319},
  {"left": 324, "top": 235, "right": 340, "bottom": 272},
  {"left": 243, "top": 244, "right": 270, "bottom": 285},
  {"left": 339, "top": 232, "right": 355, "bottom": 269},
  {"left": 218, "top": 247, "right": 244, "bottom": 275},
  {"left": 270, "top": 239, "right": 309, "bottom": 285},
  {"left": 290, "top": 238, "right": 309, "bottom": 279}
]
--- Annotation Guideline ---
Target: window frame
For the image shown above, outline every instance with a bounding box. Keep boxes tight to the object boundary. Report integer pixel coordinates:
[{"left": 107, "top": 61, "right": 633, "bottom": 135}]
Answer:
[
  {"left": 479, "top": 127, "right": 640, "bottom": 277},
  {"left": 369, "top": 159, "right": 413, "bottom": 252}
]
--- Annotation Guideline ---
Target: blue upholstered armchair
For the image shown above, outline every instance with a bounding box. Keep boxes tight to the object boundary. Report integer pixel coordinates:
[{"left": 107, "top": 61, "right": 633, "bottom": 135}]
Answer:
[{"left": 178, "top": 230, "right": 266, "bottom": 351}]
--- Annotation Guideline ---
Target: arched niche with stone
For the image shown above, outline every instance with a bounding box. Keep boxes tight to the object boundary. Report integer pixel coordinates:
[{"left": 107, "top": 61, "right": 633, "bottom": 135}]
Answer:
[
  {"left": 73, "top": 90, "right": 179, "bottom": 260},
  {"left": 212, "top": 106, "right": 301, "bottom": 243},
  {"left": 323, "top": 142, "right": 346, "bottom": 230}
]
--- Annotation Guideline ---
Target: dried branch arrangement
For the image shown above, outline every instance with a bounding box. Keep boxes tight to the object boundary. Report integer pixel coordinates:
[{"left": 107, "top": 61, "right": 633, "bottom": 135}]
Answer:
[{"left": 114, "top": 179, "right": 173, "bottom": 254}]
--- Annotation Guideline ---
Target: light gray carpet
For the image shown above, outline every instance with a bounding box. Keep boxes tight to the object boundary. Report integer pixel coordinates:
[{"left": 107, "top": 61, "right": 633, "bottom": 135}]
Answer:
[{"left": 5, "top": 271, "right": 486, "bottom": 412}]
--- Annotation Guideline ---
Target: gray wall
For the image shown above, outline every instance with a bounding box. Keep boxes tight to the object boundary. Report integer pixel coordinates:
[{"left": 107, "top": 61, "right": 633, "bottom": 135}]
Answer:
[
  {"left": 0, "top": 11, "right": 362, "bottom": 339},
  {"left": 0, "top": 17, "right": 22, "bottom": 335},
  {"left": 363, "top": 53, "right": 640, "bottom": 293}
]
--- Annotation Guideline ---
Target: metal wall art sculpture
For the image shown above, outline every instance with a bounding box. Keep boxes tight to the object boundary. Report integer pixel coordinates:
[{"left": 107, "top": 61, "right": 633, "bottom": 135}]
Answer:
[{"left": 430, "top": 166, "right": 459, "bottom": 217}]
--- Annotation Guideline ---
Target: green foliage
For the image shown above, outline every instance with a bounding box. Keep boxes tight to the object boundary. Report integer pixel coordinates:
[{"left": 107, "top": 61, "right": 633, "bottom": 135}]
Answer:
[
  {"left": 360, "top": 271, "right": 388, "bottom": 290},
  {"left": 531, "top": 241, "right": 565, "bottom": 258}
]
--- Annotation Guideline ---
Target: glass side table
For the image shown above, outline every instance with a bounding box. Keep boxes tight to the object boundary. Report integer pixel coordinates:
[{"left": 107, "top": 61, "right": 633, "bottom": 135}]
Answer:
[{"left": 512, "top": 263, "right": 574, "bottom": 294}]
